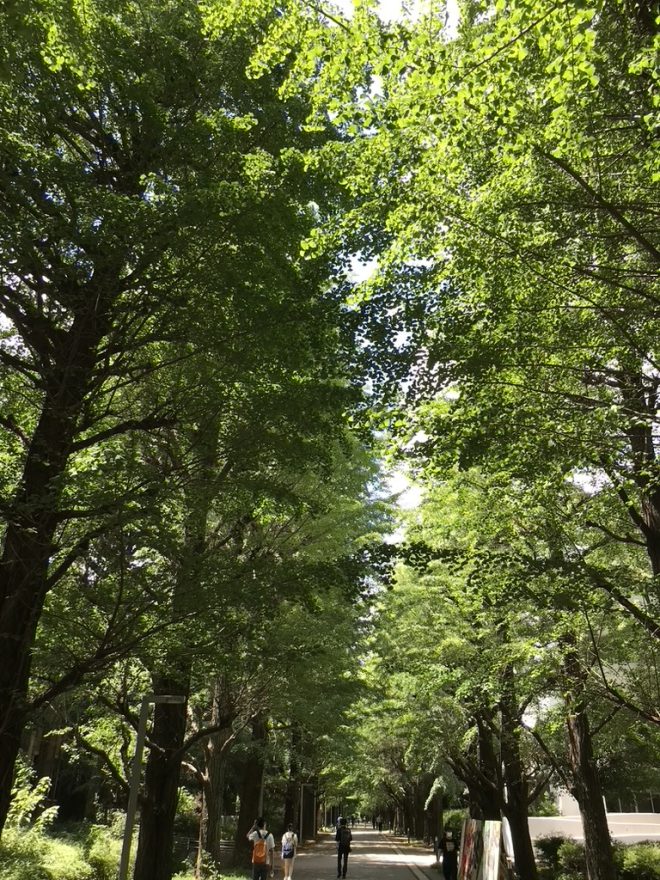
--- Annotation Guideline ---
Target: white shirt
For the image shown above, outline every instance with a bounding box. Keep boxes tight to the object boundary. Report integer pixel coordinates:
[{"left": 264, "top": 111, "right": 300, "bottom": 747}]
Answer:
[{"left": 281, "top": 830, "right": 298, "bottom": 857}]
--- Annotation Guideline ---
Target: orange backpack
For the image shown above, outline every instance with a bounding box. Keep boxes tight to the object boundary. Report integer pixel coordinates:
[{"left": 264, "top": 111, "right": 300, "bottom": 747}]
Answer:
[{"left": 253, "top": 830, "right": 268, "bottom": 864}]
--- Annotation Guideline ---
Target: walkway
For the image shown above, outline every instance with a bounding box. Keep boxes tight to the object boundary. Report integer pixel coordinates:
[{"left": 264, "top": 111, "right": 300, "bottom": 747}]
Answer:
[{"left": 289, "top": 829, "right": 439, "bottom": 880}]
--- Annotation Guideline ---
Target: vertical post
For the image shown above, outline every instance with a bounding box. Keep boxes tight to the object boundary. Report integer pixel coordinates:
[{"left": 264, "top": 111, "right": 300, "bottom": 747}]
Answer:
[
  {"left": 299, "top": 783, "right": 304, "bottom": 842},
  {"left": 117, "top": 694, "right": 186, "bottom": 880},
  {"left": 196, "top": 786, "right": 204, "bottom": 879},
  {"left": 118, "top": 696, "right": 151, "bottom": 880}
]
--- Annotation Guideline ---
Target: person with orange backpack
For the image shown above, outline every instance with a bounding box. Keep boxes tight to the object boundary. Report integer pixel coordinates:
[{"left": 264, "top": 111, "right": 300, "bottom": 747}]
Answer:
[{"left": 247, "top": 818, "right": 275, "bottom": 880}]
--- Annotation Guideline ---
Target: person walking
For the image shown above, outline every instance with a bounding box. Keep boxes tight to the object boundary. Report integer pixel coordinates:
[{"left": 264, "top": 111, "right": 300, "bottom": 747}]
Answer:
[
  {"left": 335, "top": 816, "right": 352, "bottom": 879},
  {"left": 281, "top": 824, "right": 298, "bottom": 880},
  {"left": 247, "top": 818, "right": 275, "bottom": 880},
  {"left": 439, "top": 828, "right": 458, "bottom": 880}
]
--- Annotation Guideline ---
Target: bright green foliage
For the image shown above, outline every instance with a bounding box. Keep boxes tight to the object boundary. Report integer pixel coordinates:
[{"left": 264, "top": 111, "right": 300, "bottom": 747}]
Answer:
[
  {"left": 310, "top": 0, "right": 660, "bottom": 595},
  {"left": 618, "top": 843, "right": 660, "bottom": 880}
]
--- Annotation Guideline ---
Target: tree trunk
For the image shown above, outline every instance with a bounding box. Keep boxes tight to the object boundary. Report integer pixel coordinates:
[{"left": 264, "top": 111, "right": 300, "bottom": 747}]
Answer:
[
  {"left": 563, "top": 648, "right": 617, "bottom": 880},
  {"left": 0, "top": 310, "right": 108, "bottom": 832},
  {"left": 133, "top": 416, "right": 221, "bottom": 880},
  {"left": 471, "top": 713, "right": 502, "bottom": 820},
  {"left": 204, "top": 677, "right": 237, "bottom": 861},
  {"left": 414, "top": 782, "right": 426, "bottom": 840},
  {"left": 500, "top": 666, "right": 538, "bottom": 880},
  {"left": 283, "top": 730, "right": 300, "bottom": 831},
  {"left": 133, "top": 678, "right": 189, "bottom": 880},
  {"left": 232, "top": 717, "right": 267, "bottom": 867},
  {"left": 566, "top": 706, "right": 616, "bottom": 880}
]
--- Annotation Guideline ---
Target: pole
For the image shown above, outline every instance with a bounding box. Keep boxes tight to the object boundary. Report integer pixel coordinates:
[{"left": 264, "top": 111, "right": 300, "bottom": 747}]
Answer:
[
  {"left": 299, "top": 783, "right": 304, "bottom": 842},
  {"left": 117, "top": 694, "right": 186, "bottom": 880},
  {"left": 118, "top": 696, "right": 150, "bottom": 880}
]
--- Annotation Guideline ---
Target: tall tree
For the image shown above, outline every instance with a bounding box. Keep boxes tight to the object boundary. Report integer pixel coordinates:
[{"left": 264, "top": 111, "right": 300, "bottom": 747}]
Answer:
[{"left": 0, "top": 0, "right": 363, "bottom": 834}]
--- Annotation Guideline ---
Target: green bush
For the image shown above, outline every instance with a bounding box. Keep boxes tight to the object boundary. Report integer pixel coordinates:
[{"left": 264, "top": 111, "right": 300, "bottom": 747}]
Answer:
[
  {"left": 535, "top": 834, "right": 568, "bottom": 870},
  {"left": 618, "top": 842, "right": 660, "bottom": 880},
  {"left": 530, "top": 793, "right": 560, "bottom": 817},
  {"left": 557, "top": 839, "right": 586, "bottom": 879},
  {"left": 43, "top": 837, "right": 93, "bottom": 880},
  {"left": 442, "top": 810, "right": 467, "bottom": 837},
  {"left": 175, "top": 789, "right": 199, "bottom": 837},
  {"left": 85, "top": 824, "right": 123, "bottom": 880},
  {"left": 0, "top": 828, "right": 50, "bottom": 880},
  {"left": 0, "top": 830, "right": 94, "bottom": 880}
]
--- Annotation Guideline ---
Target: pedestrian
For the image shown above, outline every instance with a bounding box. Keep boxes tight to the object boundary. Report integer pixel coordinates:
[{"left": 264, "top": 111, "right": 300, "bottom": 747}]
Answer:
[
  {"left": 335, "top": 816, "right": 353, "bottom": 879},
  {"left": 281, "top": 823, "right": 298, "bottom": 880},
  {"left": 247, "top": 818, "right": 275, "bottom": 880},
  {"left": 439, "top": 828, "right": 458, "bottom": 880}
]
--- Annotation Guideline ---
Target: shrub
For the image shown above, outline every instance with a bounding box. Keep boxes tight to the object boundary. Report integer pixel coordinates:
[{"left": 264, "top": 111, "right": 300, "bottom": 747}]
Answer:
[
  {"left": 618, "top": 842, "right": 660, "bottom": 880},
  {"left": 530, "top": 793, "right": 560, "bottom": 817},
  {"left": 557, "top": 839, "right": 586, "bottom": 880},
  {"left": 86, "top": 824, "right": 123, "bottom": 880},
  {"left": 0, "top": 828, "right": 49, "bottom": 880},
  {"left": 442, "top": 810, "right": 467, "bottom": 837},
  {"left": 175, "top": 789, "right": 199, "bottom": 837},
  {"left": 43, "top": 837, "right": 93, "bottom": 880},
  {"left": 0, "top": 830, "right": 94, "bottom": 880},
  {"left": 535, "top": 835, "right": 569, "bottom": 870},
  {"left": 6, "top": 758, "right": 57, "bottom": 832}
]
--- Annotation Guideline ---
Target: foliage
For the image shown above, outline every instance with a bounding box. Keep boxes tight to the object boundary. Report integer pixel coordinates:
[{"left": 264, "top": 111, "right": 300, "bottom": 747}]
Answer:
[
  {"left": 174, "top": 789, "right": 199, "bottom": 838},
  {"left": 5, "top": 761, "right": 57, "bottom": 832},
  {"left": 0, "top": 817, "right": 126, "bottom": 880},
  {"left": 556, "top": 839, "right": 587, "bottom": 880},
  {"left": 617, "top": 842, "right": 660, "bottom": 880},
  {"left": 0, "top": 830, "right": 92, "bottom": 880},
  {"left": 441, "top": 810, "right": 467, "bottom": 835},
  {"left": 538, "top": 837, "right": 660, "bottom": 880},
  {"left": 85, "top": 824, "right": 123, "bottom": 880},
  {"left": 535, "top": 834, "right": 570, "bottom": 871}
]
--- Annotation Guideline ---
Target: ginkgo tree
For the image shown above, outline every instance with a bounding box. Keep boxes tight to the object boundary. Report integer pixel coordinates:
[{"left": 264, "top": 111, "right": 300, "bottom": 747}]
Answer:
[{"left": 0, "top": 0, "right": 376, "bottom": 842}]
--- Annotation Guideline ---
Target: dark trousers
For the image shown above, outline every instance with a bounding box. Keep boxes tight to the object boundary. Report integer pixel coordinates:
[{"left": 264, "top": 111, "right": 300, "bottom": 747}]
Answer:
[
  {"left": 253, "top": 864, "right": 269, "bottom": 880},
  {"left": 337, "top": 849, "right": 349, "bottom": 877},
  {"left": 442, "top": 854, "right": 458, "bottom": 880}
]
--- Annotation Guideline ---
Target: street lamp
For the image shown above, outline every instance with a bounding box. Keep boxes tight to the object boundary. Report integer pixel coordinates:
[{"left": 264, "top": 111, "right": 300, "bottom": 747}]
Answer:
[{"left": 118, "top": 693, "right": 186, "bottom": 880}]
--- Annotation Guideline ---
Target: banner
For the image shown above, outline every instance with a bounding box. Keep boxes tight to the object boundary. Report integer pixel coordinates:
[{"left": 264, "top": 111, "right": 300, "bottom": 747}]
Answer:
[{"left": 457, "top": 819, "right": 508, "bottom": 880}]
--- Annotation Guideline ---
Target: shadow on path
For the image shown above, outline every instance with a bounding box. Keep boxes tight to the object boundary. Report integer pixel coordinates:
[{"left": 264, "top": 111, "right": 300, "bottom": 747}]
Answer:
[{"left": 288, "top": 829, "right": 439, "bottom": 880}]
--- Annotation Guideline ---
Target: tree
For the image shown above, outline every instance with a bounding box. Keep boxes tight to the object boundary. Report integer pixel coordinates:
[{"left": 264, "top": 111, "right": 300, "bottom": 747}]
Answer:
[{"left": 0, "top": 0, "right": 366, "bottom": 836}]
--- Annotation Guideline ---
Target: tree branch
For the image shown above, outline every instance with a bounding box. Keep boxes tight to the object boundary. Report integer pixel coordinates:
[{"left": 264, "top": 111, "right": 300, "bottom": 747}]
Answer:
[{"left": 536, "top": 147, "right": 660, "bottom": 265}]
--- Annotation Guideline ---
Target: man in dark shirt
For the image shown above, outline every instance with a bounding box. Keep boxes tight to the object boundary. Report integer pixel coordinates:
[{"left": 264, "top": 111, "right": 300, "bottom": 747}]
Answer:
[
  {"left": 439, "top": 828, "right": 458, "bottom": 880},
  {"left": 335, "top": 817, "right": 353, "bottom": 878}
]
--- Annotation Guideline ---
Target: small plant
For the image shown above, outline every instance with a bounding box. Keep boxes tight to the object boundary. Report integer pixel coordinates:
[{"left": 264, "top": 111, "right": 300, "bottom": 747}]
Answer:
[
  {"left": 557, "top": 839, "right": 586, "bottom": 880},
  {"left": 441, "top": 810, "right": 468, "bottom": 837},
  {"left": 535, "top": 835, "right": 569, "bottom": 871},
  {"left": 6, "top": 758, "right": 57, "bottom": 831},
  {"left": 618, "top": 841, "right": 660, "bottom": 880},
  {"left": 43, "top": 837, "right": 93, "bottom": 880},
  {"left": 85, "top": 823, "right": 123, "bottom": 880},
  {"left": 175, "top": 788, "right": 200, "bottom": 836}
]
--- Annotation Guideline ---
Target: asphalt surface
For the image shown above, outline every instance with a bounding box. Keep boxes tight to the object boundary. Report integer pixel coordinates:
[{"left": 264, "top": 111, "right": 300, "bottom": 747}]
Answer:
[{"left": 280, "top": 829, "right": 440, "bottom": 880}]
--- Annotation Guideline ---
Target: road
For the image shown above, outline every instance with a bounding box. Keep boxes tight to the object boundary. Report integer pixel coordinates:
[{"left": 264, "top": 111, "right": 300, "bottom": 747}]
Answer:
[
  {"left": 286, "top": 830, "right": 438, "bottom": 880},
  {"left": 529, "top": 813, "right": 660, "bottom": 844}
]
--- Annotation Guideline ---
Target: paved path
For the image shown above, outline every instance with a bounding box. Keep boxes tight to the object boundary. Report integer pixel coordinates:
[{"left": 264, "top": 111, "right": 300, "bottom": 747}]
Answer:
[{"left": 285, "top": 829, "right": 439, "bottom": 880}]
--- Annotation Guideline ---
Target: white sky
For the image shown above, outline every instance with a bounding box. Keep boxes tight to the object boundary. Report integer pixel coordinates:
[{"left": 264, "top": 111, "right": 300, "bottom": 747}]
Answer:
[{"left": 388, "top": 469, "right": 424, "bottom": 509}]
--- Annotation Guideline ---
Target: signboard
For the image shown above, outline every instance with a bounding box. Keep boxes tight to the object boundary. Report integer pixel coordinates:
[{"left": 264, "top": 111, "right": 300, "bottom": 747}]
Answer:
[{"left": 458, "top": 819, "right": 509, "bottom": 880}]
